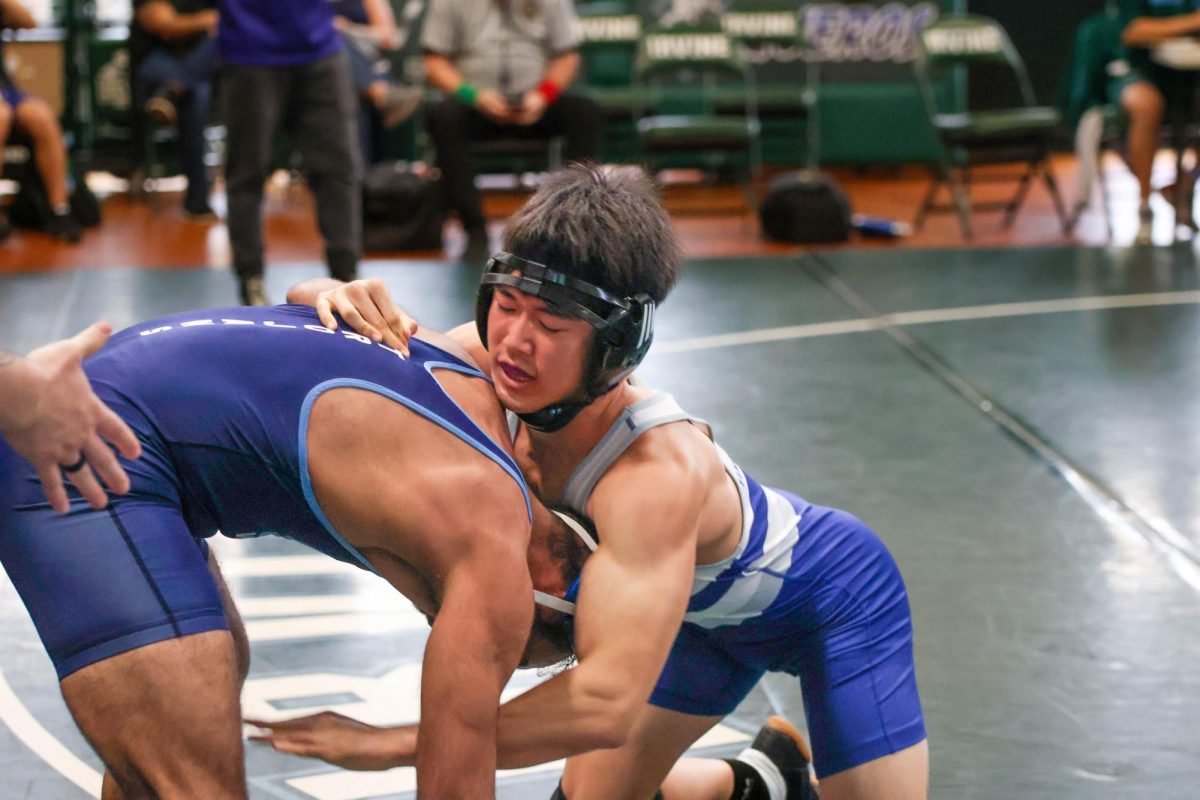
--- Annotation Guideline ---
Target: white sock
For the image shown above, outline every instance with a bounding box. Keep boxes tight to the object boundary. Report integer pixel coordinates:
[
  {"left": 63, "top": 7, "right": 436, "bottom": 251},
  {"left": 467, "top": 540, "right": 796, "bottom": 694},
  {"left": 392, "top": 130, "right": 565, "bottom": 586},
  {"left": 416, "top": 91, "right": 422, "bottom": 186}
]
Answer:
[{"left": 735, "top": 745, "right": 786, "bottom": 800}]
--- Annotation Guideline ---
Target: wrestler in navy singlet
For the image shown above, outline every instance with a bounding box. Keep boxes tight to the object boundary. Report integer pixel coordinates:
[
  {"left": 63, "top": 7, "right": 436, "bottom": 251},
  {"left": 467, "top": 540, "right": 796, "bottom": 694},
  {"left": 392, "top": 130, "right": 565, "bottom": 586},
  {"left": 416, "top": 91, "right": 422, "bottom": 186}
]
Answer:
[
  {"left": 549, "top": 393, "right": 926, "bottom": 778},
  {"left": 0, "top": 305, "right": 527, "bottom": 680}
]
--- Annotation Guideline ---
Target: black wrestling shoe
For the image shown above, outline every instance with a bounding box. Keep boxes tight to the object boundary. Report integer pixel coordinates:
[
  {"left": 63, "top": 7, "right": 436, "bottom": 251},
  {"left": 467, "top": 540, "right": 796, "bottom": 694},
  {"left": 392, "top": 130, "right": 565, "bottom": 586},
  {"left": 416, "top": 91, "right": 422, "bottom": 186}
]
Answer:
[{"left": 743, "top": 717, "right": 819, "bottom": 799}]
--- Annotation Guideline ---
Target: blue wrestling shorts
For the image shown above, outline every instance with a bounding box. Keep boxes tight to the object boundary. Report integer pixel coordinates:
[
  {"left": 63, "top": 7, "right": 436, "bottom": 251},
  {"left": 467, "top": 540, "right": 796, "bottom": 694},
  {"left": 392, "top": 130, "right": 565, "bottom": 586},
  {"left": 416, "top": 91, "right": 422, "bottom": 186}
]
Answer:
[
  {"left": 0, "top": 437, "right": 229, "bottom": 681},
  {"left": 649, "top": 499, "right": 926, "bottom": 778},
  {"left": 1, "top": 86, "right": 28, "bottom": 110}
]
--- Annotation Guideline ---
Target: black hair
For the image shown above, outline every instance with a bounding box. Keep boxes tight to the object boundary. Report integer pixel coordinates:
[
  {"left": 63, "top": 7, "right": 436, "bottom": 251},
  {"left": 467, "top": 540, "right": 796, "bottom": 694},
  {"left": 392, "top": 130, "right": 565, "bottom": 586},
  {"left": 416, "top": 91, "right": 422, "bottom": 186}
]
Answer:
[
  {"left": 503, "top": 163, "right": 682, "bottom": 304},
  {"left": 523, "top": 506, "right": 598, "bottom": 670}
]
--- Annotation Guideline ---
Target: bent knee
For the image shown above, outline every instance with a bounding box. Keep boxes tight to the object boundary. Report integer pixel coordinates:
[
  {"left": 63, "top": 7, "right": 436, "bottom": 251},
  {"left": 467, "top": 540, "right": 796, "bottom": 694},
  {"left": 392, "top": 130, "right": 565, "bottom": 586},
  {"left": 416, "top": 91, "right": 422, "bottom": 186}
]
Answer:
[
  {"left": 819, "top": 739, "right": 929, "bottom": 800},
  {"left": 1121, "top": 82, "right": 1165, "bottom": 121},
  {"left": 15, "top": 98, "right": 62, "bottom": 139}
]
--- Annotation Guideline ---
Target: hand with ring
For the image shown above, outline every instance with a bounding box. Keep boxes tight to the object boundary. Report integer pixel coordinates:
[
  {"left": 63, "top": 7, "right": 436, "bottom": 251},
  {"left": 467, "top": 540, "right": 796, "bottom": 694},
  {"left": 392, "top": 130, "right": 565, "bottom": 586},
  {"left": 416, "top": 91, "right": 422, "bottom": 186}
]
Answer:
[{"left": 0, "top": 322, "right": 142, "bottom": 513}]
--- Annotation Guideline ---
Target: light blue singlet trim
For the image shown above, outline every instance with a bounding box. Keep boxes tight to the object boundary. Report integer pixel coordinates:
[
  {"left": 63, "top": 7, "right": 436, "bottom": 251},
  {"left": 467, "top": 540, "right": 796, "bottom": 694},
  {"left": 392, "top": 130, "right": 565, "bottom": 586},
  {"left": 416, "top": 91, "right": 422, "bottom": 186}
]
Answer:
[{"left": 298, "top": 375, "right": 533, "bottom": 573}]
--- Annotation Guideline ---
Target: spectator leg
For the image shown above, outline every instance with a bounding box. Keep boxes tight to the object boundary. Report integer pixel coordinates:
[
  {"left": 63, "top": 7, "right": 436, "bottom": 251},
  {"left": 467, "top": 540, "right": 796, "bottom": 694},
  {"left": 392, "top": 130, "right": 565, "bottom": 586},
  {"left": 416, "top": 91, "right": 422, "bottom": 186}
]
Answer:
[
  {"left": 292, "top": 51, "right": 362, "bottom": 282},
  {"left": 425, "top": 98, "right": 489, "bottom": 232},
  {"left": 536, "top": 95, "right": 602, "bottom": 164},
  {"left": 178, "top": 81, "right": 213, "bottom": 211},
  {"left": 222, "top": 64, "right": 286, "bottom": 281},
  {"left": 1120, "top": 80, "right": 1164, "bottom": 207},
  {"left": 15, "top": 97, "right": 69, "bottom": 207}
]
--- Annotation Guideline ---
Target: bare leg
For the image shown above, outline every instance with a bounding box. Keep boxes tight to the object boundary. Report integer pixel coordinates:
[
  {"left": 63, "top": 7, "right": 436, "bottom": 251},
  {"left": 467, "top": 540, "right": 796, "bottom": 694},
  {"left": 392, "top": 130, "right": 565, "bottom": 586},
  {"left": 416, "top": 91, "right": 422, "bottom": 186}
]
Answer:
[
  {"left": 67, "top": 548, "right": 250, "bottom": 799},
  {"left": 816, "top": 740, "right": 928, "bottom": 800},
  {"left": 15, "top": 97, "right": 70, "bottom": 207},
  {"left": 662, "top": 726, "right": 928, "bottom": 800},
  {"left": 1121, "top": 81, "right": 1165, "bottom": 207},
  {"left": 661, "top": 756, "right": 735, "bottom": 800},
  {"left": 63, "top": 630, "right": 245, "bottom": 798},
  {"left": 0, "top": 98, "right": 12, "bottom": 147},
  {"left": 562, "top": 706, "right": 722, "bottom": 800}
]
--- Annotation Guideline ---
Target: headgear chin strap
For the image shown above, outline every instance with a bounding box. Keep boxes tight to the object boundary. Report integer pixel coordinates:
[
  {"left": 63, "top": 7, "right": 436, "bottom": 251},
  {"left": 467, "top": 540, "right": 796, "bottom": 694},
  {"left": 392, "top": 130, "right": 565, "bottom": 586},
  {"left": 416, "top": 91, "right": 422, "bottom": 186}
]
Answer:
[
  {"left": 533, "top": 510, "right": 599, "bottom": 615},
  {"left": 476, "top": 252, "right": 656, "bottom": 433}
]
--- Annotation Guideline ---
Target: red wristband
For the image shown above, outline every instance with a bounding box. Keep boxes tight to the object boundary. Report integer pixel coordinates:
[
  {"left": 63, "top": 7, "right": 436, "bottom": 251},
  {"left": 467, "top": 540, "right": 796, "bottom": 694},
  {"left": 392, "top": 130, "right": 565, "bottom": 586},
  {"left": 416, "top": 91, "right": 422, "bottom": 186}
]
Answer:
[{"left": 536, "top": 79, "right": 562, "bottom": 105}]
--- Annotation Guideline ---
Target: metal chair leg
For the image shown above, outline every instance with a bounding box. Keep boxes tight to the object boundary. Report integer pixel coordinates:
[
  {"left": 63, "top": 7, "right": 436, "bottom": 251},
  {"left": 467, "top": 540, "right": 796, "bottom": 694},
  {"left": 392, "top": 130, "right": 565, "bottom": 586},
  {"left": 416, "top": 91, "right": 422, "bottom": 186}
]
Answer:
[
  {"left": 913, "top": 166, "right": 941, "bottom": 231},
  {"left": 1041, "top": 157, "right": 1071, "bottom": 236},
  {"left": 943, "top": 163, "right": 974, "bottom": 239},
  {"left": 1004, "top": 160, "right": 1036, "bottom": 228}
]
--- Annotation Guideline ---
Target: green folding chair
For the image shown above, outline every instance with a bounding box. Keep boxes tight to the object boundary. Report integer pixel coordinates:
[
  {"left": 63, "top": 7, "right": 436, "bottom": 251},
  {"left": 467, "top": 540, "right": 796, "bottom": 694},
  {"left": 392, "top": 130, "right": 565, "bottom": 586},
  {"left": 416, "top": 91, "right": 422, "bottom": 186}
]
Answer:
[
  {"left": 634, "top": 26, "right": 762, "bottom": 211},
  {"left": 913, "top": 13, "right": 1069, "bottom": 238}
]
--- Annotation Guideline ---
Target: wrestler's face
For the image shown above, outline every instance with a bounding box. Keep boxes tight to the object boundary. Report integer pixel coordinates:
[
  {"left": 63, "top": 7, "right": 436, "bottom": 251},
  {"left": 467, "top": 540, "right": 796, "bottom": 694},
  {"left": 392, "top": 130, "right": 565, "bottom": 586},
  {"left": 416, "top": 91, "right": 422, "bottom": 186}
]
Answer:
[{"left": 487, "top": 287, "right": 592, "bottom": 414}]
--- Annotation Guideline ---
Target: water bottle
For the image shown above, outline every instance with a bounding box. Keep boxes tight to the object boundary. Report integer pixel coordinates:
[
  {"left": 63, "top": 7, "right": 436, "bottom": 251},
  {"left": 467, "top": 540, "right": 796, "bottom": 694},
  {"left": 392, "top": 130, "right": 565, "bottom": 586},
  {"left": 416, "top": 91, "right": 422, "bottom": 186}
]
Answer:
[{"left": 851, "top": 214, "right": 912, "bottom": 239}]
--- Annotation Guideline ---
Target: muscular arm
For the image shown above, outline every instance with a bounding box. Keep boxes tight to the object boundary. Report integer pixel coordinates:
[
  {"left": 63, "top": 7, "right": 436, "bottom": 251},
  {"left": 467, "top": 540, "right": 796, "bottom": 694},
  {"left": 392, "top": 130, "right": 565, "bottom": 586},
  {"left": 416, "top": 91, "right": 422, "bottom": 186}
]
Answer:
[
  {"left": 417, "top": 525, "right": 533, "bottom": 795},
  {"left": 491, "top": 456, "right": 703, "bottom": 767},
  {"left": 0, "top": 0, "right": 37, "bottom": 30},
  {"left": 308, "top": 391, "right": 534, "bottom": 793},
  {"left": 136, "top": 0, "right": 217, "bottom": 41},
  {"left": 1122, "top": 11, "right": 1200, "bottom": 47}
]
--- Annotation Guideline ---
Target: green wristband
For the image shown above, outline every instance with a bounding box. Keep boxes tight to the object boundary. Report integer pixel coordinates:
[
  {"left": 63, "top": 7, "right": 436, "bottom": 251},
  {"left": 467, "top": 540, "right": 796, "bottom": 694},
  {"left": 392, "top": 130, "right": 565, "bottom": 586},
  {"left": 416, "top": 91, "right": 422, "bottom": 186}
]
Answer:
[{"left": 454, "top": 83, "right": 479, "bottom": 105}]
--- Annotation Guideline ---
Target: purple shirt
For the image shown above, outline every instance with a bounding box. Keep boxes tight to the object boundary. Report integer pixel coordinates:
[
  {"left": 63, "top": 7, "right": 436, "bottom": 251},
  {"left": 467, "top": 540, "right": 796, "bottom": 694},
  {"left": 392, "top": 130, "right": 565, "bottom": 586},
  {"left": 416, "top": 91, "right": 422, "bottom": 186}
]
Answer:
[{"left": 217, "top": 0, "right": 341, "bottom": 67}]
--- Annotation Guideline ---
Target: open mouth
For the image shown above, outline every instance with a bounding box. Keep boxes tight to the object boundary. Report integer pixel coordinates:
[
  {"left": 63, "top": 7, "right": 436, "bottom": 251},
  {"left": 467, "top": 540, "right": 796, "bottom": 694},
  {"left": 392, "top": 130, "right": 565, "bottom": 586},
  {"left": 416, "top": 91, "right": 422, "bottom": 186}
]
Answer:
[{"left": 497, "top": 360, "right": 534, "bottom": 386}]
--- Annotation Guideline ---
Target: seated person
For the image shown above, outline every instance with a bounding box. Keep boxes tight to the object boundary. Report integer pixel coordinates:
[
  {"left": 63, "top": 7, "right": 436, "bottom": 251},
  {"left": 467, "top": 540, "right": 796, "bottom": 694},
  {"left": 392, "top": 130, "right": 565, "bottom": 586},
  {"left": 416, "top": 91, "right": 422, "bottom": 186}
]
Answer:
[
  {"left": 334, "top": 0, "right": 422, "bottom": 146},
  {"left": 130, "top": 0, "right": 220, "bottom": 219},
  {"left": 0, "top": 0, "right": 82, "bottom": 243},
  {"left": 1117, "top": 0, "right": 1200, "bottom": 241},
  {"left": 420, "top": 0, "right": 601, "bottom": 258},
  {"left": 0, "top": 301, "right": 590, "bottom": 797}
]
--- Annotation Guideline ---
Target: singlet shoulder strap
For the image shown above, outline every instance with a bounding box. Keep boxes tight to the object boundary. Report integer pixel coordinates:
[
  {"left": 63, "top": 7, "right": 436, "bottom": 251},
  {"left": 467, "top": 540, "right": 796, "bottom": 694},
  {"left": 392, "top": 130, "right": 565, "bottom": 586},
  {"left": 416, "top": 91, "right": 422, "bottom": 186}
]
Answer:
[{"left": 562, "top": 393, "right": 708, "bottom": 511}]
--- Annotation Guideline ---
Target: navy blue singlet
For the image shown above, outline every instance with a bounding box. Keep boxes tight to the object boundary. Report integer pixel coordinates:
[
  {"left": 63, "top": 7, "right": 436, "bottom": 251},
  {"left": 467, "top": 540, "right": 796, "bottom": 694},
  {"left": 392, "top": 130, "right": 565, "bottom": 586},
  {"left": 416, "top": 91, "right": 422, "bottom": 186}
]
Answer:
[{"left": 0, "top": 305, "right": 527, "bottom": 679}]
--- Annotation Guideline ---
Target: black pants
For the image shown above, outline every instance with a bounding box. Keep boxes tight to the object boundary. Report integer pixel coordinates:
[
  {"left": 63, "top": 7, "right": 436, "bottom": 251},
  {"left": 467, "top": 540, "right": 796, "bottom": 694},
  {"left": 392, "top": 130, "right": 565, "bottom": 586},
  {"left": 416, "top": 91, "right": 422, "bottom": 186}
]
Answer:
[
  {"left": 424, "top": 93, "right": 602, "bottom": 230},
  {"left": 222, "top": 51, "right": 362, "bottom": 281}
]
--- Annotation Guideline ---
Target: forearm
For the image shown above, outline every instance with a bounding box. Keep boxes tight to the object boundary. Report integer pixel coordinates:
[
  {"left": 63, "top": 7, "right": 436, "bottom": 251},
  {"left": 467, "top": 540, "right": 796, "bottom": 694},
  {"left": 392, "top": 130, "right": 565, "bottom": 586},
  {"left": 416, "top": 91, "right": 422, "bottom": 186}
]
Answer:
[
  {"left": 163, "top": 13, "right": 215, "bottom": 39},
  {"left": 541, "top": 52, "right": 580, "bottom": 92},
  {"left": 286, "top": 277, "right": 346, "bottom": 306},
  {"left": 1123, "top": 12, "right": 1200, "bottom": 47},
  {"left": 0, "top": 351, "right": 42, "bottom": 431},
  {"left": 418, "top": 623, "right": 507, "bottom": 796},
  {"left": 424, "top": 54, "right": 466, "bottom": 94},
  {"left": 493, "top": 664, "right": 638, "bottom": 768}
]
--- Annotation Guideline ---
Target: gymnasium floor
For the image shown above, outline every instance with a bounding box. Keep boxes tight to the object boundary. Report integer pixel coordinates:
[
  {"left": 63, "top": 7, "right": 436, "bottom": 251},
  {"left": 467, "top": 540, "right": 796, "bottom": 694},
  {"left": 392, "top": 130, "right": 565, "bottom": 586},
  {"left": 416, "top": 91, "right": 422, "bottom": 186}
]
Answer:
[{"left": 2, "top": 166, "right": 1200, "bottom": 798}]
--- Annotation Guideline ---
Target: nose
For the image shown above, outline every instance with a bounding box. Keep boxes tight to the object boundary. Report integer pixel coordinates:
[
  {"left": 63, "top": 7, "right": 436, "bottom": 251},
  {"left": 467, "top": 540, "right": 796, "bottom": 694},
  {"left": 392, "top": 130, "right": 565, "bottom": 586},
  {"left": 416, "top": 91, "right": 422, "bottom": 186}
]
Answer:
[{"left": 496, "top": 312, "right": 536, "bottom": 355}]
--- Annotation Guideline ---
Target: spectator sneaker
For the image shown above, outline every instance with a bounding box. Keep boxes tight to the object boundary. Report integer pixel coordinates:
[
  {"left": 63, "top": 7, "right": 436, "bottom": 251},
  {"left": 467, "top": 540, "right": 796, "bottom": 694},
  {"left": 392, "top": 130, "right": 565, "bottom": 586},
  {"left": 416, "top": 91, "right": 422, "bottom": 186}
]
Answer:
[
  {"left": 46, "top": 211, "right": 82, "bottom": 244},
  {"left": 145, "top": 85, "right": 179, "bottom": 127},
  {"left": 239, "top": 276, "right": 270, "bottom": 306},
  {"left": 183, "top": 199, "right": 219, "bottom": 222},
  {"left": 1135, "top": 204, "right": 1154, "bottom": 246}
]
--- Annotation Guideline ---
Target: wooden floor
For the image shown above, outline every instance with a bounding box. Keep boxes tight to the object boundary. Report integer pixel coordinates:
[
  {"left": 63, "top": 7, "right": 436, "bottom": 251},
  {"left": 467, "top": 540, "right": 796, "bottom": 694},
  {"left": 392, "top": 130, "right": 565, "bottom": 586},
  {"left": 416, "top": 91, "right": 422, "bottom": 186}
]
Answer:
[{"left": 1, "top": 151, "right": 1192, "bottom": 274}]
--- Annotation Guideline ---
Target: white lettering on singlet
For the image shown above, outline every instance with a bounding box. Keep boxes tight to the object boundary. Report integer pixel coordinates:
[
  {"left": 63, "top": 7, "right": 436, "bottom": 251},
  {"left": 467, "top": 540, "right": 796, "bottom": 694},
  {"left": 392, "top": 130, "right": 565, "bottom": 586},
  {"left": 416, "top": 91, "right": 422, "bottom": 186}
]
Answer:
[{"left": 133, "top": 318, "right": 407, "bottom": 359}]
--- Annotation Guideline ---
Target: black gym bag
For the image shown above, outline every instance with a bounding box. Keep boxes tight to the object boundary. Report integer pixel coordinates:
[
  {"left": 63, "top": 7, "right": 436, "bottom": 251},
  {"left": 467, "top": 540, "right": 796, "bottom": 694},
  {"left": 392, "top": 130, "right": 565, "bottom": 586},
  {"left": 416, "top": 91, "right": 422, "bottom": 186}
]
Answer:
[
  {"left": 361, "top": 162, "right": 445, "bottom": 252},
  {"left": 758, "top": 170, "right": 852, "bottom": 244}
]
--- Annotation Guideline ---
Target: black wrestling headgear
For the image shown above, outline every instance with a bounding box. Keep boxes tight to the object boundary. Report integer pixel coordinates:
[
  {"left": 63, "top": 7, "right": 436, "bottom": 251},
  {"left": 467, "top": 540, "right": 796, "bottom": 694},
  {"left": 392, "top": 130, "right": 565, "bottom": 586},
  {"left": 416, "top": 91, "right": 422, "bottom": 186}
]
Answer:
[{"left": 475, "top": 251, "right": 655, "bottom": 432}]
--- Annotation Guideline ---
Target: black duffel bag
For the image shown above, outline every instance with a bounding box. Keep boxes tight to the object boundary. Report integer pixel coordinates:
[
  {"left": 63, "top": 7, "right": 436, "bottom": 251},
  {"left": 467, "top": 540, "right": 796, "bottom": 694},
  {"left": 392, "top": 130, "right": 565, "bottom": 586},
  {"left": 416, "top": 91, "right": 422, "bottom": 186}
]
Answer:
[
  {"left": 361, "top": 162, "right": 445, "bottom": 252},
  {"left": 759, "top": 171, "right": 851, "bottom": 244}
]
